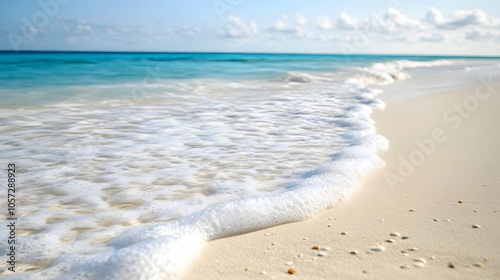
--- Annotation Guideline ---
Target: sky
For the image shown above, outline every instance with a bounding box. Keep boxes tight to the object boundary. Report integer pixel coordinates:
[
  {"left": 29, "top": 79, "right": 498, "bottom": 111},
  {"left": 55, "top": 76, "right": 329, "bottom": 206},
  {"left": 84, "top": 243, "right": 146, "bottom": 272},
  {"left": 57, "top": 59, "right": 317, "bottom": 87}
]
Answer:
[{"left": 0, "top": 0, "right": 499, "bottom": 55}]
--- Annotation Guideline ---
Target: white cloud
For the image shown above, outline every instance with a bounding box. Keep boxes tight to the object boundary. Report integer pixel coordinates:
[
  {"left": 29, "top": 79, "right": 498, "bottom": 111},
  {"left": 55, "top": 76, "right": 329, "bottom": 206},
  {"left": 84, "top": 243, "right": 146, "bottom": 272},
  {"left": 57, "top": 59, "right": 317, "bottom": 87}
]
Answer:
[
  {"left": 218, "top": 14, "right": 258, "bottom": 38},
  {"left": 425, "top": 7, "right": 497, "bottom": 30},
  {"left": 75, "top": 20, "right": 93, "bottom": 34},
  {"left": 316, "top": 16, "right": 333, "bottom": 30},
  {"left": 364, "top": 8, "right": 422, "bottom": 33},
  {"left": 337, "top": 11, "right": 358, "bottom": 30},
  {"left": 384, "top": 8, "right": 422, "bottom": 29},
  {"left": 296, "top": 14, "right": 307, "bottom": 26},
  {"left": 270, "top": 14, "right": 307, "bottom": 34},
  {"left": 425, "top": 7, "right": 445, "bottom": 26},
  {"left": 334, "top": 7, "right": 500, "bottom": 55},
  {"left": 59, "top": 19, "right": 173, "bottom": 42},
  {"left": 176, "top": 26, "right": 201, "bottom": 37},
  {"left": 271, "top": 15, "right": 296, "bottom": 33},
  {"left": 465, "top": 28, "right": 500, "bottom": 41}
]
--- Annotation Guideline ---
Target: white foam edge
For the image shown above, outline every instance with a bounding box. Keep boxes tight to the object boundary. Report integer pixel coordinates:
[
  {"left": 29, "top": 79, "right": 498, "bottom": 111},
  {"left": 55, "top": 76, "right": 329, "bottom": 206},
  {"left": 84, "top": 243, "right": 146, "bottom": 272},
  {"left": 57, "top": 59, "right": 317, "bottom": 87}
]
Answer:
[
  {"left": 356, "top": 59, "right": 459, "bottom": 85},
  {"left": 7, "top": 71, "right": 396, "bottom": 280},
  {"left": 13, "top": 132, "right": 387, "bottom": 280}
]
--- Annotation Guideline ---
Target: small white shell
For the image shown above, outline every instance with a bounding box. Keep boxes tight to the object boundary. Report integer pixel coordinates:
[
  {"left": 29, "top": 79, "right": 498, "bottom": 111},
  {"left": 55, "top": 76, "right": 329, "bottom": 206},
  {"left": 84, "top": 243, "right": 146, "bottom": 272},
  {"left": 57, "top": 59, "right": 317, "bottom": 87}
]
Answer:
[
  {"left": 413, "top": 258, "right": 427, "bottom": 264},
  {"left": 370, "top": 245, "right": 385, "bottom": 252},
  {"left": 414, "top": 262, "right": 425, "bottom": 268}
]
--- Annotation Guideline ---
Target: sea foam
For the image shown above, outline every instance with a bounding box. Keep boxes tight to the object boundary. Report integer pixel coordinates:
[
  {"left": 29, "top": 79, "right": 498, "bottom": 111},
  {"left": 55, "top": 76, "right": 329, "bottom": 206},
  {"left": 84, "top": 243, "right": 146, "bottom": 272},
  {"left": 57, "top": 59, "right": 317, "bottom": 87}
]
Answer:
[{"left": 0, "top": 58, "right": 467, "bottom": 279}]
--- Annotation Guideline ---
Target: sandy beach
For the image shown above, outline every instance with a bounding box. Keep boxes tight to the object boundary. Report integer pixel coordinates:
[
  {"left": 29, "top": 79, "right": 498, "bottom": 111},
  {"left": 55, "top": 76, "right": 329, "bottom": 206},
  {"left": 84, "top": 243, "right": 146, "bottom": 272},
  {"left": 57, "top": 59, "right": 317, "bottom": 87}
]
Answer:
[
  {"left": 3, "top": 2, "right": 500, "bottom": 279},
  {"left": 183, "top": 72, "right": 500, "bottom": 279}
]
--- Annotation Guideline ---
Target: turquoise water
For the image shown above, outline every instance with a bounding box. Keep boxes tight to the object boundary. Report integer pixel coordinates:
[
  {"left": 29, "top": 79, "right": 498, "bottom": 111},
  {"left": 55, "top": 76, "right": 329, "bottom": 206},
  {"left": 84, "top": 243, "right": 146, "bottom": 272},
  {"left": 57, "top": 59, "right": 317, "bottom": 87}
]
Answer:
[{"left": 0, "top": 52, "right": 491, "bottom": 107}]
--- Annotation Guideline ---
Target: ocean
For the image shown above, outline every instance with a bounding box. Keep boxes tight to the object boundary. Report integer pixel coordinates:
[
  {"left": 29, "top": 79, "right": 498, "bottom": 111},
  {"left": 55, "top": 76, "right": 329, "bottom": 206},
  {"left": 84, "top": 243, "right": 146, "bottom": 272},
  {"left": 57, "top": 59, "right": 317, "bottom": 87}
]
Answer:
[{"left": 1, "top": 52, "right": 499, "bottom": 279}]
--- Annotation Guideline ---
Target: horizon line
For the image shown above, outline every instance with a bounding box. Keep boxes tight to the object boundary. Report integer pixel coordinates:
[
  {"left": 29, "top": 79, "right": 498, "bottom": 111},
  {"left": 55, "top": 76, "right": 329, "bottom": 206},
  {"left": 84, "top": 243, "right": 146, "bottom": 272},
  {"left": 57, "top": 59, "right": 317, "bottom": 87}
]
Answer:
[{"left": 0, "top": 49, "right": 499, "bottom": 58}]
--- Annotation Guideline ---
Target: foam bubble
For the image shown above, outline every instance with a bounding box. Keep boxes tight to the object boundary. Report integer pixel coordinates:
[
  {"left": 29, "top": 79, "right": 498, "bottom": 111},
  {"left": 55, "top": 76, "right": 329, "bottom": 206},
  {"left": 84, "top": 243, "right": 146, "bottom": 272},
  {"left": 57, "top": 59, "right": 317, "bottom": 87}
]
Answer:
[
  {"left": 355, "top": 59, "right": 457, "bottom": 84},
  {"left": 0, "top": 58, "right": 440, "bottom": 279},
  {"left": 285, "top": 71, "right": 318, "bottom": 83}
]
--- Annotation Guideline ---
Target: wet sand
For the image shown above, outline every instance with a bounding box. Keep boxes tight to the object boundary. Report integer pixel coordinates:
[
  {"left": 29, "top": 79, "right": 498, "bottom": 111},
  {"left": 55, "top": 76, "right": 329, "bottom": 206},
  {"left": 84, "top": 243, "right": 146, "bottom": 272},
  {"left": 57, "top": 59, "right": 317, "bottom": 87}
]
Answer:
[{"left": 182, "top": 74, "right": 500, "bottom": 280}]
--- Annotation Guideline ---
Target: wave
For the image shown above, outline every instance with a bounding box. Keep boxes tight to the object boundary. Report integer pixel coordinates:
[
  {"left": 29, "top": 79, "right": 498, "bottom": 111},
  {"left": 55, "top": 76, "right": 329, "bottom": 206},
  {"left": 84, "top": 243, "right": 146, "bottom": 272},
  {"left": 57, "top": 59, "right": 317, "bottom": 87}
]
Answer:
[
  {"left": 356, "top": 59, "right": 456, "bottom": 84},
  {"left": 285, "top": 71, "right": 319, "bottom": 82},
  {"left": 2, "top": 58, "right": 465, "bottom": 280}
]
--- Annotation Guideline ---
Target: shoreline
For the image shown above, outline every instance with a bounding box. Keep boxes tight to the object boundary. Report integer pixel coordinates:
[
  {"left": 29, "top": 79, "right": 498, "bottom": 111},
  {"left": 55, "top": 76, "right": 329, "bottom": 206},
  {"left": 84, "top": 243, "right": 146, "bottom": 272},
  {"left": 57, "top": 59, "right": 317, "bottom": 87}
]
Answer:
[{"left": 182, "top": 72, "right": 500, "bottom": 279}]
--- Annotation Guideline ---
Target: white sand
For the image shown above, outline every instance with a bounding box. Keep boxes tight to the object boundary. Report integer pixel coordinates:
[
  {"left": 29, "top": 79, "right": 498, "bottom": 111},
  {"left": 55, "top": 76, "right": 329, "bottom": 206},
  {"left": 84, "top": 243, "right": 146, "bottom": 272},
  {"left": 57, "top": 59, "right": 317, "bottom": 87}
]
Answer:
[{"left": 182, "top": 74, "right": 500, "bottom": 279}]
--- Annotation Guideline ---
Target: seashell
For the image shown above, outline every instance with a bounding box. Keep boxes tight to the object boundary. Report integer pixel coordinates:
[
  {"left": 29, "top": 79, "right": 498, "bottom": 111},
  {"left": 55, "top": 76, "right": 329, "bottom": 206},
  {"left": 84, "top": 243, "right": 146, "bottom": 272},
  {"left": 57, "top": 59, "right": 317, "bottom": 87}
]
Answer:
[
  {"left": 413, "top": 258, "right": 426, "bottom": 264},
  {"left": 350, "top": 251, "right": 358, "bottom": 255},
  {"left": 386, "top": 239, "right": 396, "bottom": 243},
  {"left": 414, "top": 262, "right": 425, "bottom": 268},
  {"left": 284, "top": 261, "right": 293, "bottom": 266},
  {"left": 400, "top": 265, "right": 411, "bottom": 269},
  {"left": 287, "top": 268, "right": 297, "bottom": 274},
  {"left": 402, "top": 236, "right": 409, "bottom": 240},
  {"left": 341, "top": 231, "right": 348, "bottom": 235},
  {"left": 472, "top": 224, "right": 480, "bottom": 228},
  {"left": 317, "top": 252, "right": 327, "bottom": 257},
  {"left": 370, "top": 245, "right": 385, "bottom": 252},
  {"left": 474, "top": 263, "right": 484, "bottom": 267},
  {"left": 433, "top": 218, "right": 439, "bottom": 222},
  {"left": 390, "top": 232, "right": 400, "bottom": 237},
  {"left": 458, "top": 200, "right": 464, "bottom": 203},
  {"left": 312, "top": 246, "right": 320, "bottom": 250},
  {"left": 448, "top": 263, "right": 455, "bottom": 268}
]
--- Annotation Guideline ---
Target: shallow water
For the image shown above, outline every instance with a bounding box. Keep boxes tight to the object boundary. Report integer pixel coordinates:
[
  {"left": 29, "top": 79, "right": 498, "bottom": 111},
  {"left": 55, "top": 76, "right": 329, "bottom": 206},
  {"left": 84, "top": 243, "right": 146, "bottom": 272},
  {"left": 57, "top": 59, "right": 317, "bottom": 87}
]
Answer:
[{"left": 1, "top": 52, "right": 498, "bottom": 279}]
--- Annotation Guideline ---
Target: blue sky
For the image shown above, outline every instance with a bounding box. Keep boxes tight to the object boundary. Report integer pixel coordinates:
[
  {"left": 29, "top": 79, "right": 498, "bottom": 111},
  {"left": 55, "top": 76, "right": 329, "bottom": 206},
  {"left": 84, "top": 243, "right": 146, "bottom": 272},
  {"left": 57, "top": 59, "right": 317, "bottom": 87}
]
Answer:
[{"left": 1, "top": 0, "right": 499, "bottom": 55}]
